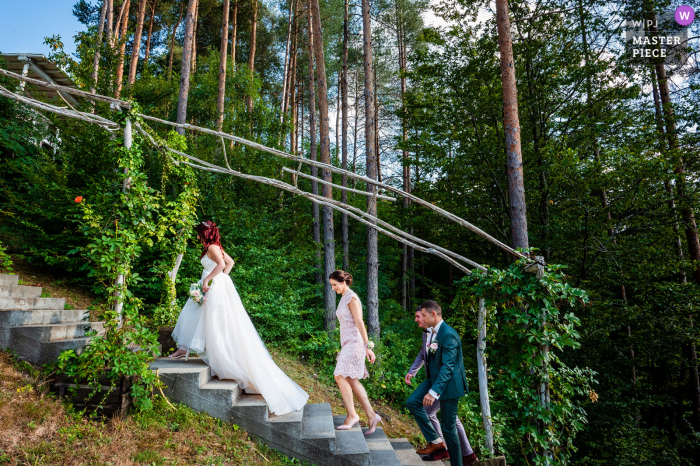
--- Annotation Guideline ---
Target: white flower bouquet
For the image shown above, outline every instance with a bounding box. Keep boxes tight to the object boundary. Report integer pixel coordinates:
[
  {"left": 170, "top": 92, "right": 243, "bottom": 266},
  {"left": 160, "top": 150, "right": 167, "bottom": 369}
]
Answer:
[{"left": 189, "top": 282, "right": 206, "bottom": 304}]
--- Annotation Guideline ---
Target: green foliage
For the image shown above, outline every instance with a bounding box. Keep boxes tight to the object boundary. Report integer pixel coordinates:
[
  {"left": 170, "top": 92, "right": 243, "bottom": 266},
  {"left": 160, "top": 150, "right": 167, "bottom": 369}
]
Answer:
[
  {"left": 58, "top": 105, "right": 198, "bottom": 411},
  {"left": 0, "top": 241, "right": 12, "bottom": 272},
  {"left": 461, "top": 256, "right": 595, "bottom": 465}
]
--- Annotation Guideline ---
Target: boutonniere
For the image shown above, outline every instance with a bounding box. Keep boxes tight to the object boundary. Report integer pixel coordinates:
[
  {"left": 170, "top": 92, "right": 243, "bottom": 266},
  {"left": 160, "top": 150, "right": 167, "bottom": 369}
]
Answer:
[{"left": 429, "top": 342, "right": 439, "bottom": 354}]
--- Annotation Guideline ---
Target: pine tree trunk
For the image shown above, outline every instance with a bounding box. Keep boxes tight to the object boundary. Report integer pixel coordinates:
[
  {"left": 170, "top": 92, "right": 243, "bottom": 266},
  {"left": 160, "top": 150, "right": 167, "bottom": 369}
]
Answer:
[
  {"left": 231, "top": 1, "right": 238, "bottom": 69},
  {"left": 143, "top": 0, "right": 157, "bottom": 64},
  {"left": 106, "top": 0, "right": 114, "bottom": 44},
  {"left": 114, "top": 0, "right": 131, "bottom": 98},
  {"left": 216, "top": 0, "right": 231, "bottom": 131},
  {"left": 341, "top": 0, "right": 349, "bottom": 271},
  {"left": 176, "top": 0, "right": 199, "bottom": 135},
  {"left": 168, "top": 1, "right": 184, "bottom": 81},
  {"left": 309, "top": 0, "right": 337, "bottom": 329},
  {"left": 281, "top": 0, "right": 295, "bottom": 119},
  {"left": 361, "top": 0, "right": 379, "bottom": 338},
  {"left": 288, "top": 19, "right": 299, "bottom": 151},
  {"left": 113, "top": 0, "right": 128, "bottom": 47},
  {"left": 397, "top": 4, "right": 411, "bottom": 309},
  {"left": 90, "top": 0, "right": 109, "bottom": 97},
  {"left": 495, "top": 0, "right": 528, "bottom": 250},
  {"left": 307, "top": 13, "right": 322, "bottom": 288},
  {"left": 647, "top": 26, "right": 700, "bottom": 428},
  {"left": 647, "top": 13, "right": 700, "bottom": 286},
  {"left": 191, "top": 0, "right": 199, "bottom": 73},
  {"left": 246, "top": 0, "right": 258, "bottom": 113},
  {"left": 127, "top": 0, "right": 148, "bottom": 89}
]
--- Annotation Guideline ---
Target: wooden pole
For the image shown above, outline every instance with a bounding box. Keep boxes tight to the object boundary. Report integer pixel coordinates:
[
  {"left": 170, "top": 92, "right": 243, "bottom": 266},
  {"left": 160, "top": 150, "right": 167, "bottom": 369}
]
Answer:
[
  {"left": 477, "top": 297, "right": 494, "bottom": 454},
  {"left": 114, "top": 117, "right": 132, "bottom": 327}
]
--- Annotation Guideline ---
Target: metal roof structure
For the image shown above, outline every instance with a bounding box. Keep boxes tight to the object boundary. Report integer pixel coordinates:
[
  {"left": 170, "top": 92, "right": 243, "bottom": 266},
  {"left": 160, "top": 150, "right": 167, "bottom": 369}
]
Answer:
[{"left": 1, "top": 53, "right": 78, "bottom": 105}]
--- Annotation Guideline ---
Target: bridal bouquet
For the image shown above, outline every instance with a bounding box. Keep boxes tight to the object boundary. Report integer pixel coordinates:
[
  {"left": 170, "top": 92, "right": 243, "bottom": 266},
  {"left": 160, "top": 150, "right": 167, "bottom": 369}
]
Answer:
[{"left": 189, "top": 282, "right": 206, "bottom": 304}]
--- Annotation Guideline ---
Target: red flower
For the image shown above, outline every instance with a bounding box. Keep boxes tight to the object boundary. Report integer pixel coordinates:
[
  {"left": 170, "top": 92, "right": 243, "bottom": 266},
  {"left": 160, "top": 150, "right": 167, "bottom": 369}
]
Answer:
[{"left": 74, "top": 196, "right": 83, "bottom": 203}]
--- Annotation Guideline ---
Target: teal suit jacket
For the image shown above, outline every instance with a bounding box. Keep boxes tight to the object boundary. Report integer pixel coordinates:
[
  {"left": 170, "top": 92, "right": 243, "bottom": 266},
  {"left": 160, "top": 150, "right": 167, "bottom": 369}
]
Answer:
[{"left": 426, "top": 321, "right": 468, "bottom": 400}]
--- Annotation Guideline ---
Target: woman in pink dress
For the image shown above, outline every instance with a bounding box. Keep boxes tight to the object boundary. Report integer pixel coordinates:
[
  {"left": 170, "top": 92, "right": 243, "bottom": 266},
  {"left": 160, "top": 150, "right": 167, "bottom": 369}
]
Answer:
[{"left": 329, "top": 270, "right": 382, "bottom": 435}]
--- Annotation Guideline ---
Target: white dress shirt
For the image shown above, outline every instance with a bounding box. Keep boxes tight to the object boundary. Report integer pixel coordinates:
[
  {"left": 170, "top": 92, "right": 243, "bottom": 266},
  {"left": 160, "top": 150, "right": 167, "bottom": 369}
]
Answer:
[{"left": 427, "top": 319, "right": 444, "bottom": 399}]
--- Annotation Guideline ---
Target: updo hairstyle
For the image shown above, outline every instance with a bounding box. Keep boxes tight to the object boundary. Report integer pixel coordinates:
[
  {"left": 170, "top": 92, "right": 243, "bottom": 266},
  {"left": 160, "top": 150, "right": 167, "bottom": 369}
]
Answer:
[
  {"left": 329, "top": 270, "right": 353, "bottom": 287},
  {"left": 196, "top": 221, "right": 225, "bottom": 258}
]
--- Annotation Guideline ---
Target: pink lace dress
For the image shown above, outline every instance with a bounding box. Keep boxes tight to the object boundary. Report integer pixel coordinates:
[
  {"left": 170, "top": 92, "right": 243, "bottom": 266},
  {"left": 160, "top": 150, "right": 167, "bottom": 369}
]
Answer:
[{"left": 334, "top": 290, "right": 369, "bottom": 379}]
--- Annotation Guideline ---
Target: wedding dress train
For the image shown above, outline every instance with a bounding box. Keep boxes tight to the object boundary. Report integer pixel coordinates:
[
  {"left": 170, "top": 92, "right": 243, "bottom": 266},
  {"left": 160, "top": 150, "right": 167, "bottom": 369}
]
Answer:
[{"left": 172, "top": 256, "right": 309, "bottom": 415}]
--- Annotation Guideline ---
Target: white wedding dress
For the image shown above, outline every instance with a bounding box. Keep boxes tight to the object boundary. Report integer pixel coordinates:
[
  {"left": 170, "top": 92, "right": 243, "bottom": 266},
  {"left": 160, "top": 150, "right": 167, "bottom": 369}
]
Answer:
[{"left": 171, "top": 255, "right": 309, "bottom": 415}]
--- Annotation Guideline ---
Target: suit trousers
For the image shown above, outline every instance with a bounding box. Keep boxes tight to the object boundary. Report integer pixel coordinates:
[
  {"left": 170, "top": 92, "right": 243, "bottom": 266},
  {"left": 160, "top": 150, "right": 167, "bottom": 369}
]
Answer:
[
  {"left": 424, "top": 398, "right": 473, "bottom": 456},
  {"left": 407, "top": 379, "right": 463, "bottom": 466}
]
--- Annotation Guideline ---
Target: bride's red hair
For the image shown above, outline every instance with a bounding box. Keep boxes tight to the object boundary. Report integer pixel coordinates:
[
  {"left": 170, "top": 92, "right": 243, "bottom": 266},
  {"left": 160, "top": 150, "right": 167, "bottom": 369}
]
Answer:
[{"left": 196, "top": 221, "right": 225, "bottom": 258}]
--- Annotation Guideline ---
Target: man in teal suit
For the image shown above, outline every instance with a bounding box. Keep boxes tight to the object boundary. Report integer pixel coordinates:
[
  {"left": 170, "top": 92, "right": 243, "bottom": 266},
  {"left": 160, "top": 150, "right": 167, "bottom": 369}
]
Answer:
[{"left": 407, "top": 300, "right": 471, "bottom": 466}]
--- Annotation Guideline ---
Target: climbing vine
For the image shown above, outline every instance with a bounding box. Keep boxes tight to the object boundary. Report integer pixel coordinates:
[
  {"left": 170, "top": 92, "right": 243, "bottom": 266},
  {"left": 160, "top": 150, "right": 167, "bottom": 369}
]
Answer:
[
  {"left": 459, "top": 254, "right": 596, "bottom": 465},
  {"left": 59, "top": 103, "right": 198, "bottom": 410}
]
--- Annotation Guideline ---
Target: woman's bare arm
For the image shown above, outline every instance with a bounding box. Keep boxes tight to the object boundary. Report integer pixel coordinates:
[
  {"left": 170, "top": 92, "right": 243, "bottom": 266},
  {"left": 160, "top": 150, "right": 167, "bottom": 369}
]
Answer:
[
  {"left": 203, "top": 245, "right": 226, "bottom": 291},
  {"left": 223, "top": 251, "right": 234, "bottom": 274},
  {"left": 348, "top": 297, "right": 376, "bottom": 363}
]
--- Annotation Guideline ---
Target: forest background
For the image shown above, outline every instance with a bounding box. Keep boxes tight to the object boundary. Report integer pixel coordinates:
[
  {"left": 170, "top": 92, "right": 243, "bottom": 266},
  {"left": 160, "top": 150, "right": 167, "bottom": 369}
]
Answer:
[{"left": 0, "top": 0, "right": 699, "bottom": 464}]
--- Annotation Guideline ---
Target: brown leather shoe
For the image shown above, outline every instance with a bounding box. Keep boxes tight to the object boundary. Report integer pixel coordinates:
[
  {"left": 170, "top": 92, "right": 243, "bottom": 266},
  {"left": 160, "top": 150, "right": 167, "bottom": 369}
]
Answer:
[
  {"left": 426, "top": 450, "right": 450, "bottom": 461},
  {"left": 463, "top": 453, "right": 478, "bottom": 466},
  {"left": 417, "top": 442, "right": 447, "bottom": 455}
]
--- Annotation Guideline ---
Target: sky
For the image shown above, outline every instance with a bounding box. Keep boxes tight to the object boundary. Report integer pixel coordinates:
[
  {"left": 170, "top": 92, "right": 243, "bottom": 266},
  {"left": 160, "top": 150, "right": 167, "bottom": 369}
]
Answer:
[
  {"left": 0, "top": 0, "right": 84, "bottom": 57},
  {"left": 0, "top": 0, "right": 457, "bottom": 60}
]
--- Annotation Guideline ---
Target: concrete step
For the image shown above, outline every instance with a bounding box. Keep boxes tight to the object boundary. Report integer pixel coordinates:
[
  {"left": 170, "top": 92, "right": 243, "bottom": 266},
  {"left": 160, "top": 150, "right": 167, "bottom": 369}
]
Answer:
[
  {"left": 196, "top": 379, "right": 242, "bottom": 422},
  {"left": 0, "top": 309, "right": 89, "bottom": 326},
  {"left": 389, "top": 438, "right": 430, "bottom": 465},
  {"left": 0, "top": 296, "right": 65, "bottom": 311},
  {"left": 334, "top": 415, "right": 371, "bottom": 466},
  {"left": 9, "top": 333, "right": 90, "bottom": 364},
  {"left": 301, "top": 403, "right": 337, "bottom": 453},
  {"left": 0, "top": 274, "right": 19, "bottom": 286},
  {"left": 0, "top": 285, "right": 42, "bottom": 298},
  {"left": 0, "top": 309, "right": 90, "bottom": 348},
  {"left": 150, "top": 357, "right": 215, "bottom": 405},
  {"left": 362, "top": 426, "right": 403, "bottom": 466},
  {"left": 11, "top": 321, "right": 104, "bottom": 342}
]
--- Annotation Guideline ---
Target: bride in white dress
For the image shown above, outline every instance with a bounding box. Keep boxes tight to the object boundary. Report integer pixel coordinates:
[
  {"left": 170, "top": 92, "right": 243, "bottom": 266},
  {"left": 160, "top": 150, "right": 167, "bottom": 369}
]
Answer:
[{"left": 169, "top": 221, "right": 308, "bottom": 415}]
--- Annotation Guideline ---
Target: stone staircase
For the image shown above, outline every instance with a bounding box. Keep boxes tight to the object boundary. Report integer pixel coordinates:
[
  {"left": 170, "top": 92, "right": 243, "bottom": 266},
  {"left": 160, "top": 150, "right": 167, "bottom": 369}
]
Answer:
[
  {"left": 0, "top": 273, "right": 104, "bottom": 364},
  {"left": 151, "top": 357, "right": 431, "bottom": 466}
]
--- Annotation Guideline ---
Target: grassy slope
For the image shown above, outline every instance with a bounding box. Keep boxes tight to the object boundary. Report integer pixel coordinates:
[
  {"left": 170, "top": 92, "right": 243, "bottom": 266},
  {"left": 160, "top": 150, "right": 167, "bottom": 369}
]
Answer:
[{"left": 0, "top": 261, "right": 424, "bottom": 465}]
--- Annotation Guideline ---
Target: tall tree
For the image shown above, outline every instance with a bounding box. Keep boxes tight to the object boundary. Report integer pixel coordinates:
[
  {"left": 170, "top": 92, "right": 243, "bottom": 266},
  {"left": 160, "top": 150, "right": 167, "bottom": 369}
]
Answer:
[
  {"left": 90, "top": 0, "right": 109, "bottom": 98},
  {"left": 307, "top": 10, "right": 323, "bottom": 289},
  {"left": 396, "top": 0, "right": 412, "bottom": 310},
  {"left": 106, "top": 0, "right": 114, "bottom": 44},
  {"left": 281, "top": 0, "right": 295, "bottom": 120},
  {"left": 143, "top": 0, "right": 157, "bottom": 64},
  {"left": 361, "top": 0, "right": 379, "bottom": 337},
  {"left": 341, "top": 0, "right": 349, "bottom": 271},
  {"left": 216, "top": 0, "right": 231, "bottom": 131},
  {"left": 231, "top": 1, "right": 238, "bottom": 68},
  {"left": 495, "top": 0, "right": 528, "bottom": 249},
  {"left": 127, "top": 0, "right": 149, "bottom": 89},
  {"left": 309, "top": 0, "right": 336, "bottom": 325},
  {"left": 191, "top": 0, "right": 199, "bottom": 73},
  {"left": 114, "top": 0, "right": 131, "bottom": 98},
  {"left": 246, "top": 0, "right": 258, "bottom": 113},
  {"left": 168, "top": 0, "right": 184, "bottom": 81},
  {"left": 176, "top": 0, "right": 199, "bottom": 135}
]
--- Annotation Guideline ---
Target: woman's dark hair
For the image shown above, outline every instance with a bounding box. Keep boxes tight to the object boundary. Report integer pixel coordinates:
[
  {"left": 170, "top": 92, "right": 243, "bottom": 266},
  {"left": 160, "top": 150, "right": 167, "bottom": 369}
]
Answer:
[
  {"left": 196, "top": 221, "right": 225, "bottom": 258},
  {"left": 329, "top": 270, "right": 353, "bottom": 287}
]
